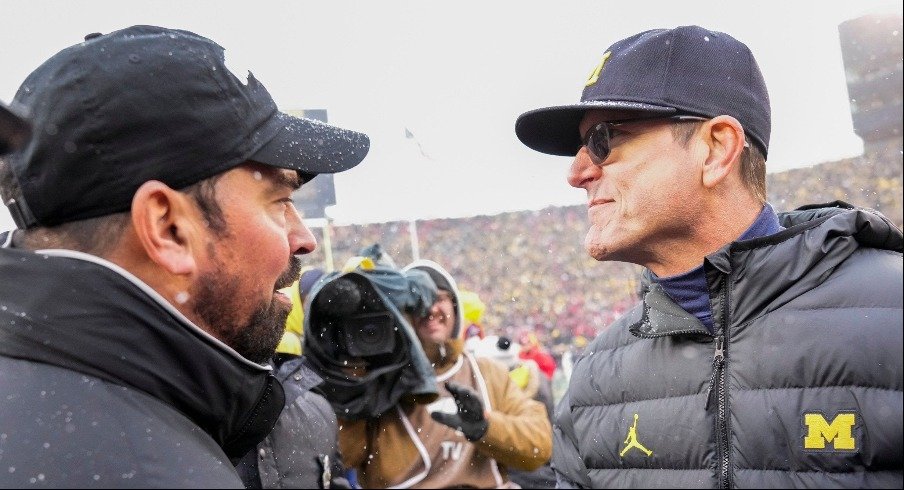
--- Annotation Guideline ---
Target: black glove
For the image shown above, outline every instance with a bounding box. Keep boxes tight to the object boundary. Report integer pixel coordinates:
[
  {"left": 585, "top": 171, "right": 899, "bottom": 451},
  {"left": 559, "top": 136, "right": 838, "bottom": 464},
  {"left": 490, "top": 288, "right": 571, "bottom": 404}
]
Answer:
[{"left": 430, "top": 381, "right": 489, "bottom": 441}]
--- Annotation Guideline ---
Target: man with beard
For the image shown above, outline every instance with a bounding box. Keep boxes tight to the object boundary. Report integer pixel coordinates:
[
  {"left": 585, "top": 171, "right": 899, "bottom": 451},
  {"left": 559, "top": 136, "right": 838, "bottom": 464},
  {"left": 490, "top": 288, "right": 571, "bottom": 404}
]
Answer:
[{"left": 0, "top": 26, "right": 369, "bottom": 488}]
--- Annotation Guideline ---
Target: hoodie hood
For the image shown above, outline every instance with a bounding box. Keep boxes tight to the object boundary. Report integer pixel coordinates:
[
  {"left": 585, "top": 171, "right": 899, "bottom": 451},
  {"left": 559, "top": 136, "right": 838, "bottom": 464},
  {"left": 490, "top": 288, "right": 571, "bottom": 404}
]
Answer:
[
  {"left": 403, "top": 259, "right": 465, "bottom": 339},
  {"left": 403, "top": 260, "right": 467, "bottom": 370}
]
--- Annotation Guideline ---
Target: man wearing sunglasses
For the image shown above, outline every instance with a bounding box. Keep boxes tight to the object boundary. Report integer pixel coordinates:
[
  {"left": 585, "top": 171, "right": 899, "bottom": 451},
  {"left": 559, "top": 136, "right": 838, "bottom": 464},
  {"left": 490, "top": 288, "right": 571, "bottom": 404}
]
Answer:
[{"left": 516, "top": 25, "right": 902, "bottom": 488}]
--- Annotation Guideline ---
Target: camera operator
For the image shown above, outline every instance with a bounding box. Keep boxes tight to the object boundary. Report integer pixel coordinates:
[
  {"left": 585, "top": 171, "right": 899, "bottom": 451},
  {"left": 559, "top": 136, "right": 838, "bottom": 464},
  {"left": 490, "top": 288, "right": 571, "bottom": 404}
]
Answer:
[
  {"left": 304, "top": 257, "right": 441, "bottom": 421},
  {"left": 332, "top": 259, "right": 552, "bottom": 489}
]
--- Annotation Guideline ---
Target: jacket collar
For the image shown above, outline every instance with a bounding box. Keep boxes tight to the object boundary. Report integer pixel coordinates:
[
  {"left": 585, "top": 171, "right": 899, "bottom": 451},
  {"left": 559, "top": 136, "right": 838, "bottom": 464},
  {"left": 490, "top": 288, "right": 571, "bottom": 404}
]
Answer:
[
  {"left": 633, "top": 202, "right": 902, "bottom": 336},
  {"left": 629, "top": 283, "right": 711, "bottom": 338},
  {"left": 0, "top": 247, "right": 285, "bottom": 459}
]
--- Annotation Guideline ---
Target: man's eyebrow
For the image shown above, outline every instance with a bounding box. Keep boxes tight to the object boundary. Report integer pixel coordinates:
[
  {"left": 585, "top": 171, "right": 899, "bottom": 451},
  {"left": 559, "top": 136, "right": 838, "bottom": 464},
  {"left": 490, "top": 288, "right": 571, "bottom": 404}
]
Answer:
[{"left": 268, "top": 170, "right": 303, "bottom": 191}]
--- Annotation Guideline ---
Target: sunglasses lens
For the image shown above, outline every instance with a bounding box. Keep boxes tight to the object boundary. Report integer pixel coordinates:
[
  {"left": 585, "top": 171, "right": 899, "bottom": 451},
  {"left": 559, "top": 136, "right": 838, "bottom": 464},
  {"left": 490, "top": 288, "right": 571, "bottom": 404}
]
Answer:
[{"left": 586, "top": 124, "right": 609, "bottom": 164}]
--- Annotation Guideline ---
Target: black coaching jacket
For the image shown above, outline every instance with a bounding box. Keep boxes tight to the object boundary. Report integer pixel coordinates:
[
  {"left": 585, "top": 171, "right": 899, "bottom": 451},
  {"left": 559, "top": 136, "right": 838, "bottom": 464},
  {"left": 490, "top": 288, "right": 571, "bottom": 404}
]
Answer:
[
  {"left": 0, "top": 243, "right": 284, "bottom": 488},
  {"left": 553, "top": 203, "right": 903, "bottom": 488}
]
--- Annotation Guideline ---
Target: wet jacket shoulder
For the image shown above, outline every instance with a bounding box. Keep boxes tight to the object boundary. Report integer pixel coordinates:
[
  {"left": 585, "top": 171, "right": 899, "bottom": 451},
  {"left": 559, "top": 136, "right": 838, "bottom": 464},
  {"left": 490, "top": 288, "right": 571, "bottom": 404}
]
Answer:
[
  {"left": 1, "top": 357, "right": 242, "bottom": 488},
  {"left": 0, "top": 247, "right": 283, "bottom": 488},
  {"left": 240, "top": 356, "right": 345, "bottom": 489},
  {"left": 554, "top": 203, "right": 903, "bottom": 488}
]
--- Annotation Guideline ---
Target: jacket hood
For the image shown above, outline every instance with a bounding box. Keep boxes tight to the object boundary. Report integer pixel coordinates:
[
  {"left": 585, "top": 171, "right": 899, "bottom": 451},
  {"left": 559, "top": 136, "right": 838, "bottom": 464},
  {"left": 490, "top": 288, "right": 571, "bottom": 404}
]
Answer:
[
  {"left": 0, "top": 248, "right": 285, "bottom": 460},
  {"left": 703, "top": 201, "right": 903, "bottom": 329}
]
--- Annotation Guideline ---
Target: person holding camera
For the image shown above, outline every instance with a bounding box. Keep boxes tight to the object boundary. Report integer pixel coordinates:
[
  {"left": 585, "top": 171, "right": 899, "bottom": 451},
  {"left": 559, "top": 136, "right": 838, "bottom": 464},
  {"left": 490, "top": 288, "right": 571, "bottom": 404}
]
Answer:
[{"left": 333, "top": 259, "right": 552, "bottom": 489}]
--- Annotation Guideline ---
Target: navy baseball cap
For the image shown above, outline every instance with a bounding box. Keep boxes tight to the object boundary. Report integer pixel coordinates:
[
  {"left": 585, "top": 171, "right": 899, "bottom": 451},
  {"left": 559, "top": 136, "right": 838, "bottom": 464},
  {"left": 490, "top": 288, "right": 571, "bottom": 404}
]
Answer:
[
  {"left": 6, "top": 25, "right": 370, "bottom": 229},
  {"left": 516, "top": 25, "right": 770, "bottom": 158}
]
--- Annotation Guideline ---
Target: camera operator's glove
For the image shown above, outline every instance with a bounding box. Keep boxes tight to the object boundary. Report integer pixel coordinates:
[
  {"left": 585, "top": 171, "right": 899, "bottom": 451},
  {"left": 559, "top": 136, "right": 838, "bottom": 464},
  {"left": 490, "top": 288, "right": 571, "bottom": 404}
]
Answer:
[{"left": 430, "top": 382, "right": 489, "bottom": 441}]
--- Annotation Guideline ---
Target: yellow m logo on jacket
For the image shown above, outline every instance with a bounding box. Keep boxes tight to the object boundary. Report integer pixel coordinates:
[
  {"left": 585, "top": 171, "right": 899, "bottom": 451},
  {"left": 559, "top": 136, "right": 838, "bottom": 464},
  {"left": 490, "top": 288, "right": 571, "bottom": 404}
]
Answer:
[{"left": 803, "top": 412, "right": 857, "bottom": 451}]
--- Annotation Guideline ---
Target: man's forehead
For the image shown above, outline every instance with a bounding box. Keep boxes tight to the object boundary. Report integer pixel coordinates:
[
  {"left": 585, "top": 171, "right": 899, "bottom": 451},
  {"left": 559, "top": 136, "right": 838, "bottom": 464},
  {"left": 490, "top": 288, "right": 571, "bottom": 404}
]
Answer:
[{"left": 239, "top": 162, "right": 301, "bottom": 188}]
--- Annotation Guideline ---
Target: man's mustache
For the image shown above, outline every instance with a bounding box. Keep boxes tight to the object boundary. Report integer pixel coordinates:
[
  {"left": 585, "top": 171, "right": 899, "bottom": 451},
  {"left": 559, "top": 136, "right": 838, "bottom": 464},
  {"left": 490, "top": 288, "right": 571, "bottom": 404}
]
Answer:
[{"left": 275, "top": 256, "right": 302, "bottom": 291}]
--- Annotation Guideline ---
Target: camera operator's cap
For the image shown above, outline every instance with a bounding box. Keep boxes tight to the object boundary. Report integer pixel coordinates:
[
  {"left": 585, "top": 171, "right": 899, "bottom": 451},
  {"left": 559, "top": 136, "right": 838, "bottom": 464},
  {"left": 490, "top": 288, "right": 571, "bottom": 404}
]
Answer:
[
  {"left": 6, "top": 25, "right": 370, "bottom": 229},
  {"left": 515, "top": 25, "right": 770, "bottom": 158}
]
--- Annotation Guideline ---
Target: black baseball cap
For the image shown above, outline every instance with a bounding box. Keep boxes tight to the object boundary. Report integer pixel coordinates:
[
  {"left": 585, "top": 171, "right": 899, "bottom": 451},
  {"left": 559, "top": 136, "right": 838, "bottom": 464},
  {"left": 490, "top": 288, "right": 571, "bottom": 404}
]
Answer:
[
  {"left": 5, "top": 25, "right": 370, "bottom": 229},
  {"left": 0, "top": 102, "right": 30, "bottom": 156},
  {"left": 516, "top": 25, "right": 770, "bottom": 158}
]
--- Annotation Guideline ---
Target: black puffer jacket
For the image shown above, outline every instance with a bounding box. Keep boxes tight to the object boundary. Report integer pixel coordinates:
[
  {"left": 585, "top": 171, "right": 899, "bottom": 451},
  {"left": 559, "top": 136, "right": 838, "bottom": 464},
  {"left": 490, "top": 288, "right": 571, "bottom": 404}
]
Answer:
[
  {"left": 0, "top": 246, "right": 284, "bottom": 488},
  {"left": 554, "top": 203, "right": 903, "bottom": 488},
  {"left": 237, "top": 356, "right": 349, "bottom": 489}
]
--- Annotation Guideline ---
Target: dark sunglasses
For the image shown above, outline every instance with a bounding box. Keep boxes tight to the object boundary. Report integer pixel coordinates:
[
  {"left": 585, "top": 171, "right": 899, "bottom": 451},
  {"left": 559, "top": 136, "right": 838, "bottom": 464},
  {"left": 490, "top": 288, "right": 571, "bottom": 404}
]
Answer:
[{"left": 581, "top": 115, "right": 709, "bottom": 165}]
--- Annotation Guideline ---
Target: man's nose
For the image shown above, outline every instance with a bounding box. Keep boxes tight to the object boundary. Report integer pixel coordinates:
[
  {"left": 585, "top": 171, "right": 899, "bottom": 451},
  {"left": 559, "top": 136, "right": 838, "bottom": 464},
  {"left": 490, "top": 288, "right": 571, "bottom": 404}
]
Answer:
[
  {"left": 567, "top": 147, "right": 601, "bottom": 189},
  {"left": 287, "top": 205, "right": 317, "bottom": 255}
]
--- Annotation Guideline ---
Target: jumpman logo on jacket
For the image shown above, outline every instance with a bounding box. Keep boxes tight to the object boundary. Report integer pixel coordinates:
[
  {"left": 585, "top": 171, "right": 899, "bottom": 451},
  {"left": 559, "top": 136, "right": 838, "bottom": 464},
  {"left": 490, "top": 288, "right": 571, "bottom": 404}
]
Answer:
[{"left": 619, "top": 413, "right": 653, "bottom": 457}]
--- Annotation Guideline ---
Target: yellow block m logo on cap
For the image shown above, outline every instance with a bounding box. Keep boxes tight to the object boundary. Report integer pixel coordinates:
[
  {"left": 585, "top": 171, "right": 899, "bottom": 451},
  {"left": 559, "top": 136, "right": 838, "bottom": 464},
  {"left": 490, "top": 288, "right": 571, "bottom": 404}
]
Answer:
[
  {"left": 803, "top": 412, "right": 857, "bottom": 451},
  {"left": 584, "top": 51, "right": 612, "bottom": 87}
]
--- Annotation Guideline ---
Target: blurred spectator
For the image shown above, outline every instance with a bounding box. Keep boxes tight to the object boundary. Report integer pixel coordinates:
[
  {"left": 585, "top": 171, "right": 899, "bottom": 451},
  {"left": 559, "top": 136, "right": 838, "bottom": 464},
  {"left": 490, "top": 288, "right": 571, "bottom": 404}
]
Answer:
[
  {"left": 471, "top": 335, "right": 554, "bottom": 426},
  {"left": 278, "top": 266, "right": 325, "bottom": 355},
  {"left": 460, "top": 288, "right": 487, "bottom": 349},
  {"left": 517, "top": 330, "right": 556, "bottom": 380},
  {"left": 472, "top": 335, "right": 556, "bottom": 489}
]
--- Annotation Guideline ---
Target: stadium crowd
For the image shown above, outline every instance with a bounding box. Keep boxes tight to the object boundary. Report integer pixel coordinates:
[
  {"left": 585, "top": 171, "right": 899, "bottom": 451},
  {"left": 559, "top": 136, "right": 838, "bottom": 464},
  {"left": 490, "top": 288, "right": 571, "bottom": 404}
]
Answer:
[{"left": 302, "top": 142, "right": 904, "bottom": 358}]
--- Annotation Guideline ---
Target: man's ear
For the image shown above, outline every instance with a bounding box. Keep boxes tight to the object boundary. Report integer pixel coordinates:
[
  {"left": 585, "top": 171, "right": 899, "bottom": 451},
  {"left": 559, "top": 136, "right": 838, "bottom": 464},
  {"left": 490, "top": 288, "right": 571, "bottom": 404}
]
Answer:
[
  {"left": 130, "top": 181, "right": 199, "bottom": 275},
  {"left": 700, "top": 115, "right": 747, "bottom": 189}
]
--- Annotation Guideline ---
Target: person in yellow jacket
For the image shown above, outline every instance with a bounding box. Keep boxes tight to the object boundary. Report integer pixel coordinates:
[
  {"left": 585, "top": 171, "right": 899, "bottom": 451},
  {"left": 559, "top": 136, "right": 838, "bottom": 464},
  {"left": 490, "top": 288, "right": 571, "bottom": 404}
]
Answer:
[
  {"left": 459, "top": 288, "right": 487, "bottom": 345},
  {"left": 338, "top": 260, "right": 552, "bottom": 489},
  {"left": 275, "top": 267, "right": 324, "bottom": 355}
]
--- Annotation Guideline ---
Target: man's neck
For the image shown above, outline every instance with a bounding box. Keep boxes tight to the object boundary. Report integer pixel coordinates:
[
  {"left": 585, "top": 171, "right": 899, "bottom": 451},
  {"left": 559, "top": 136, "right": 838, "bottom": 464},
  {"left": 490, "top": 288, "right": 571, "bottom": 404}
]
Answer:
[
  {"left": 647, "top": 201, "right": 764, "bottom": 277},
  {"left": 651, "top": 203, "right": 784, "bottom": 334}
]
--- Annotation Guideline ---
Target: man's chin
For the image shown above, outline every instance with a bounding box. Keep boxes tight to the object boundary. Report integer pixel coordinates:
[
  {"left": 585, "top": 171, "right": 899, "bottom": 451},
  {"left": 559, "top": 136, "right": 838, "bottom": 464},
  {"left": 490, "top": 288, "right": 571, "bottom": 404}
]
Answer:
[
  {"left": 275, "top": 299, "right": 292, "bottom": 319},
  {"left": 234, "top": 303, "right": 292, "bottom": 363}
]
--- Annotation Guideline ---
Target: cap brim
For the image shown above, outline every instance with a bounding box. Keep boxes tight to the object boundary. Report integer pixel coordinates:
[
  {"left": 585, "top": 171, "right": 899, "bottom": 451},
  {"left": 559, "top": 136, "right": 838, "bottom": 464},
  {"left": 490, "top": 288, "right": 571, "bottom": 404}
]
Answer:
[
  {"left": 0, "top": 103, "right": 31, "bottom": 155},
  {"left": 515, "top": 101, "right": 676, "bottom": 156},
  {"left": 251, "top": 112, "right": 370, "bottom": 175}
]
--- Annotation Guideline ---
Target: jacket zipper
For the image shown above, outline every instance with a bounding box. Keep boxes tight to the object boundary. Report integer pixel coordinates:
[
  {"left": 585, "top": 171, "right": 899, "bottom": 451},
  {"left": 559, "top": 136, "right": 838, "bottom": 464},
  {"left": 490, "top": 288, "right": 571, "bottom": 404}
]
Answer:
[
  {"left": 704, "top": 336, "right": 724, "bottom": 411},
  {"left": 711, "top": 280, "right": 732, "bottom": 489},
  {"left": 716, "top": 337, "right": 730, "bottom": 488},
  {"left": 634, "top": 292, "right": 731, "bottom": 486}
]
